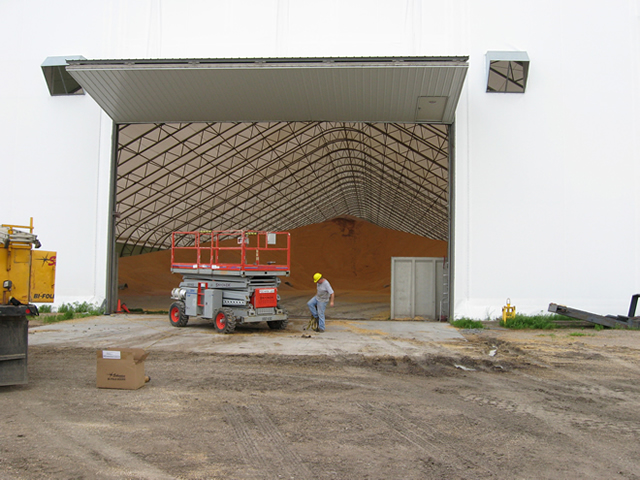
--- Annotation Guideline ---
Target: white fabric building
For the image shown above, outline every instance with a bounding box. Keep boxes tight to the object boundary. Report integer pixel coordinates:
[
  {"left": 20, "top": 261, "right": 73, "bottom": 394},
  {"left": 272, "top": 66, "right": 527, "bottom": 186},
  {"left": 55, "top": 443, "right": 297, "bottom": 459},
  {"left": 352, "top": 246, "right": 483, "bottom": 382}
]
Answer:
[{"left": 2, "top": 1, "right": 639, "bottom": 318}]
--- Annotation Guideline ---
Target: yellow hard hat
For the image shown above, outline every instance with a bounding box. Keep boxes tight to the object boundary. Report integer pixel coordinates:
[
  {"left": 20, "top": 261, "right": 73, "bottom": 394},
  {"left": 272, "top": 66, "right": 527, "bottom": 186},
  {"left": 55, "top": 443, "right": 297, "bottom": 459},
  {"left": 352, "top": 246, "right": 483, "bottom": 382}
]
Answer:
[{"left": 313, "top": 273, "right": 322, "bottom": 283}]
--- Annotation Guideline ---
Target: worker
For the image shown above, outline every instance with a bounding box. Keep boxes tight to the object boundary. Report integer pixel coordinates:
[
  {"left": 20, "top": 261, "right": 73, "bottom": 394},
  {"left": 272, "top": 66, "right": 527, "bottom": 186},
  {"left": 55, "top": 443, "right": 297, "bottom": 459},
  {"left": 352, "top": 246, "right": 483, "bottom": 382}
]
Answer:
[{"left": 307, "top": 272, "right": 334, "bottom": 332}]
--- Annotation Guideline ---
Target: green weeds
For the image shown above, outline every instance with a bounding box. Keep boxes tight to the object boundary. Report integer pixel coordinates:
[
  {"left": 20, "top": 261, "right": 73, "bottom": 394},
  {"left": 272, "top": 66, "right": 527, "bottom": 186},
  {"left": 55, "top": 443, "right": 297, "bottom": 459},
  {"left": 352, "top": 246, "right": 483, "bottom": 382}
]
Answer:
[
  {"left": 501, "top": 313, "right": 586, "bottom": 330},
  {"left": 501, "top": 313, "right": 557, "bottom": 330},
  {"left": 502, "top": 313, "right": 609, "bottom": 331},
  {"left": 41, "top": 302, "right": 104, "bottom": 324},
  {"left": 451, "top": 319, "right": 485, "bottom": 329}
]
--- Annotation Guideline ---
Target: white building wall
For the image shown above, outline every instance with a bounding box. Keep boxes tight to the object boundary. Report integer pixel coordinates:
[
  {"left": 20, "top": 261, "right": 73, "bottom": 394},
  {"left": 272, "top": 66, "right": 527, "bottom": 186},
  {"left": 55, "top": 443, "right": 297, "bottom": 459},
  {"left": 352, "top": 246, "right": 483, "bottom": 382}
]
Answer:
[
  {"left": 1, "top": 0, "right": 638, "bottom": 317},
  {"left": 1, "top": 2, "right": 112, "bottom": 306},
  {"left": 454, "top": 1, "right": 640, "bottom": 318}
]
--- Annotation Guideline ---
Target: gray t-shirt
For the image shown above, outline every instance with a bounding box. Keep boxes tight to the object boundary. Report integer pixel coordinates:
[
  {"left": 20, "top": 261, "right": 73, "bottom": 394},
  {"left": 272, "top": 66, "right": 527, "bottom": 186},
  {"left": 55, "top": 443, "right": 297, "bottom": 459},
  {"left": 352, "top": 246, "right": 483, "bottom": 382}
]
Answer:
[{"left": 315, "top": 279, "right": 334, "bottom": 302}]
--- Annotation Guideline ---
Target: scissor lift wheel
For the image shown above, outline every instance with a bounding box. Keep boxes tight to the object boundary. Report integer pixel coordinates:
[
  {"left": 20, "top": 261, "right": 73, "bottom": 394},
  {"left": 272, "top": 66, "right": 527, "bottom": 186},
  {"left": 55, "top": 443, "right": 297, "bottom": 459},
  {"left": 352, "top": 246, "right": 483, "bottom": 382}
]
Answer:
[
  {"left": 214, "top": 308, "right": 236, "bottom": 334},
  {"left": 267, "top": 308, "right": 289, "bottom": 330},
  {"left": 169, "top": 301, "right": 189, "bottom": 327}
]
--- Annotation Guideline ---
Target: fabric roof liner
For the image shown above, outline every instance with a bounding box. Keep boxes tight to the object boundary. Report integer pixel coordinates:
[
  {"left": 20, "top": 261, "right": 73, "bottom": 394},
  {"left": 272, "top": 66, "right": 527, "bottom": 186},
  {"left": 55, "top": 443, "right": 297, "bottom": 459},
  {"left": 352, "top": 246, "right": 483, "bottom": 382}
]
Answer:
[
  {"left": 66, "top": 57, "right": 468, "bottom": 124},
  {"left": 116, "top": 121, "right": 450, "bottom": 254}
]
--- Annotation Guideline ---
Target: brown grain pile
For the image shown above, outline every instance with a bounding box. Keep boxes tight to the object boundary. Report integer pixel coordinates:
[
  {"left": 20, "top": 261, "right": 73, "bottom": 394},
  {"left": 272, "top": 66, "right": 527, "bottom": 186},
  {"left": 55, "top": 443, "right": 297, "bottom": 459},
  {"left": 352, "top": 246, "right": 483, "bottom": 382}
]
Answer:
[{"left": 118, "top": 216, "right": 446, "bottom": 296}]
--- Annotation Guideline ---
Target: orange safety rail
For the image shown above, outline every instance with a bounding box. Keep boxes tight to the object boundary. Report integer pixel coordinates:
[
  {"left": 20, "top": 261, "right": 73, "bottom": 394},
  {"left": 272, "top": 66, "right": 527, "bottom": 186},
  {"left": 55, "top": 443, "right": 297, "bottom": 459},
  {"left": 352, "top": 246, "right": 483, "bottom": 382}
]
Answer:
[
  {"left": 171, "top": 230, "right": 290, "bottom": 273},
  {"left": 197, "top": 282, "right": 207, "bottom": 306}
]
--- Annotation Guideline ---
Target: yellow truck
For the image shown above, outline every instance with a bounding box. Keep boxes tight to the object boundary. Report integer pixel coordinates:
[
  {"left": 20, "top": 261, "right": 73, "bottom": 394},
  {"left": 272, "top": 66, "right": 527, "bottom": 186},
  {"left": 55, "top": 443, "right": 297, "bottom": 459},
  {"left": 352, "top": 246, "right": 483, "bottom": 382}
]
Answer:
[
  {"left": 1, "top": 218, "right": 56, "bottom": 306},
  {"left": 1, "top": 218, "right": 56, "bottom": 385}
]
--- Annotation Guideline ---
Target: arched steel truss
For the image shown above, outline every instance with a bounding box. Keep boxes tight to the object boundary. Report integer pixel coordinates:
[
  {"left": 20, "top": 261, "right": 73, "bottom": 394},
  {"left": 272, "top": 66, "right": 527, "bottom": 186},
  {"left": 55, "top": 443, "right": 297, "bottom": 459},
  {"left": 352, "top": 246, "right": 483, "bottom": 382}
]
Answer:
[{"left": 116, "top": 122, "right": 449, "bottom": 252}]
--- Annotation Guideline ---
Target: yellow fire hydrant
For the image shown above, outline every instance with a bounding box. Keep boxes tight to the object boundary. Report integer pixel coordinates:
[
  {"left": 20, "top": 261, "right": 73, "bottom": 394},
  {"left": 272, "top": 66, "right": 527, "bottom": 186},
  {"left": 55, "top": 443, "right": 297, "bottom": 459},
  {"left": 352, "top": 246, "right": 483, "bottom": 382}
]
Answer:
[{"left": 502, "top": 298, "right": 516, "bottom": 325}]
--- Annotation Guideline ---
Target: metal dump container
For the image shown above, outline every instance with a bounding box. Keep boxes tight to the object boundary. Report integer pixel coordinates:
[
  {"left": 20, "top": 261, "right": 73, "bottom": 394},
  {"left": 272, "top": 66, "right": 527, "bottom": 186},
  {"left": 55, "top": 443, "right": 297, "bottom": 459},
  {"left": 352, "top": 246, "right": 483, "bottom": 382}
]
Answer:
[{"left": 0, "top": 305, "right": 32, "bottom": 386}]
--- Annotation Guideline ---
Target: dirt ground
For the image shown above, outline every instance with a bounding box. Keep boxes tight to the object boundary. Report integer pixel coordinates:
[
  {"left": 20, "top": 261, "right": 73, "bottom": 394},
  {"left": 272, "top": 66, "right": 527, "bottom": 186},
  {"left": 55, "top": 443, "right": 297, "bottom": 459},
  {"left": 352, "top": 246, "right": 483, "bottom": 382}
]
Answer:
[{"left": 2, "top": 321, "right": 640, "bottom": 479}]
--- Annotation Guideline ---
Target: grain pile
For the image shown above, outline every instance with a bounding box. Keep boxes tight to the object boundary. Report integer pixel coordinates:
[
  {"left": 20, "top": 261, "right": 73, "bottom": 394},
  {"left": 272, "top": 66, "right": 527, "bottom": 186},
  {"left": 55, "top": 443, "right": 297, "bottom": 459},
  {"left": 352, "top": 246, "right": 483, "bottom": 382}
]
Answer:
[
  {"left": 287, "top": 216, "right": 446, "bottom": 292},
  {"left": 118, "top": 216, "right": 447, "bottom": 297}
]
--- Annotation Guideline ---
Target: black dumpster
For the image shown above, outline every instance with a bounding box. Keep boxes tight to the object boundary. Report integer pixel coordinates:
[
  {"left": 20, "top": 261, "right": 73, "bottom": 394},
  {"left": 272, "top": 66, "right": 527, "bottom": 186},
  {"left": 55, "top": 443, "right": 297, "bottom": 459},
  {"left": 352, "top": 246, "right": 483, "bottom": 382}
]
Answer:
[{"left": 0, "top": 304, "right": 37, "bottom": 386}]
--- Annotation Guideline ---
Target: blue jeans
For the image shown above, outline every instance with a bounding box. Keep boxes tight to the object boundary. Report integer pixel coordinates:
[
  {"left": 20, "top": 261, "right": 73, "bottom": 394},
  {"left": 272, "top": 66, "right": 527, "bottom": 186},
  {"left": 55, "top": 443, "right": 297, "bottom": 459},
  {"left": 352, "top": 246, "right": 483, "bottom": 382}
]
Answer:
[{"left": 307, "top": 296, "right": 327, "bottom": 331}]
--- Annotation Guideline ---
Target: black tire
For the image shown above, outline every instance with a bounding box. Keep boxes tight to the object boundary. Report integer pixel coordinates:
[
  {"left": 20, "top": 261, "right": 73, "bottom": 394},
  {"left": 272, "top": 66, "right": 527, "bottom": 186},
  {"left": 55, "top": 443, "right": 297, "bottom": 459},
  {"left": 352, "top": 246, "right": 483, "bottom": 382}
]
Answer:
[
  {"left": 213, "top": 308, "right": 236, "bottom": 334},
  {"left": 267, "top": 318, "right": 289, "bottom": 330},
  {"left": 169, "top": 301, "right": 189, "bottom": 327},
  {"left": 267, "top": 308, "right": 289, "bottom": 330}
]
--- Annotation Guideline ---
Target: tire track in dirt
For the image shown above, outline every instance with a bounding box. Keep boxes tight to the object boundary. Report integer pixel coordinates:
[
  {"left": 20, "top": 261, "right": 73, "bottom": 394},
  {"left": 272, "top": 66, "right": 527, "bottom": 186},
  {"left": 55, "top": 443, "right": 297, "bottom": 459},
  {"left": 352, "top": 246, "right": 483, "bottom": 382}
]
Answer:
[
  {"left": 226, "top": 404, "right": 313, "bottom": 479},
  {"left": 442, "top": 334, "right": 640, "bottom": 478},
  {"left": 462, "top": 371, "right": 640, "bottom": 438},
  {"left": 459, "top": 376, "right": 640, "bottom": 476},
  {"left": 458, "top": 335, "right": 640, "bottom": 407},
  {"left": 257, "top": 371, "right": 381, "bottom": 391},
  {"left": 12, "top": 405, "right": 176, "bottom": 480},
  {"left": 0, "top": 467, "right": 25, "bottom": 480},
  {"left": 357, "top": 402, "right": 497, "bottom": 478},
  {"left": 248, "top": 405, "right": 313, "bottom": 478},
  {"left": 224, "top": 404, "right": 270, "bottom": 479}
]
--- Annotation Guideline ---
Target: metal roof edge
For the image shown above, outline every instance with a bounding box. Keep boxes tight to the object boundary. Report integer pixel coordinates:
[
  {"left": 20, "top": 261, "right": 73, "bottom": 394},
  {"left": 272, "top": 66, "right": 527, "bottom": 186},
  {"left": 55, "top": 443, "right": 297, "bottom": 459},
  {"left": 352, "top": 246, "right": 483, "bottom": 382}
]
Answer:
[{"left": 66, "top": 56, "right": 469, "bottom": 67}]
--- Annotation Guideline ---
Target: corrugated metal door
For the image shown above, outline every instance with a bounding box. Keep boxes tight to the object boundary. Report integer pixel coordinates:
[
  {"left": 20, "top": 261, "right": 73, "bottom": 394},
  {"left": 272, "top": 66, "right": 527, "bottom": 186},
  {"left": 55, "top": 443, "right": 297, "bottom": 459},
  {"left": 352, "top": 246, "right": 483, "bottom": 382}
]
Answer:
[{"left": 391, "top": 257, "right": 444, "bottom": 320}]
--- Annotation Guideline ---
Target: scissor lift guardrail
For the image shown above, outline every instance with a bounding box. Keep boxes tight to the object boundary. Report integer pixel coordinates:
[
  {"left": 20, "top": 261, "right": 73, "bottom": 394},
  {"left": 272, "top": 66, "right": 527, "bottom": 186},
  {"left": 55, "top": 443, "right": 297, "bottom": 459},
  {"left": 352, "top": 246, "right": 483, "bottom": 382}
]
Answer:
[{"left": 171, "top": 230, "right": 290, "bottom": 277}]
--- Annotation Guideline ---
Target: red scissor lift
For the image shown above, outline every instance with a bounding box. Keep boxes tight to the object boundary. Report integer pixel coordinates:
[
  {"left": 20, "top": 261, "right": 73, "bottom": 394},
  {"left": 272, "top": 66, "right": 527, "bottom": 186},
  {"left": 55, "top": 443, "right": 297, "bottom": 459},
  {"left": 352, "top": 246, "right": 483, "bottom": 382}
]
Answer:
[{"left": 169, "top": 230, "right": 290, "bottom": 333}]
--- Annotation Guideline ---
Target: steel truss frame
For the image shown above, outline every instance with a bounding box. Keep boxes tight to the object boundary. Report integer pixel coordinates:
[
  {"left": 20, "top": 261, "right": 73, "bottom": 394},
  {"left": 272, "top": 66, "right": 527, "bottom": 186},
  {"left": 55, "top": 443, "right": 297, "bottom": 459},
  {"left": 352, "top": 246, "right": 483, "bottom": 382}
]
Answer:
[{"left": 115, "top": 121, "right": 449, "bottom": 253}]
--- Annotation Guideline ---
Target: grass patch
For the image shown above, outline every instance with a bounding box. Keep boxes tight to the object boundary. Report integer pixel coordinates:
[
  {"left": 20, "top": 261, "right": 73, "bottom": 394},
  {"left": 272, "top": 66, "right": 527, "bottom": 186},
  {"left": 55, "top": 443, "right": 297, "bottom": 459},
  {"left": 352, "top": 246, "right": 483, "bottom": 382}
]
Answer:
[
  {"left": 38, "top": 304, "right": 53, "bottom": 313},
  {"left": 451, "top": 319, "right": 485, "bottom": 329},
  {"left": 502, "top": 314, "right": 557, "bottom": 330},
  {"left": 42, "top": 302, "right": 104, "bottom": 324},
  {"left": 568, "top": 332, "right": 595, "bottom": 337}
]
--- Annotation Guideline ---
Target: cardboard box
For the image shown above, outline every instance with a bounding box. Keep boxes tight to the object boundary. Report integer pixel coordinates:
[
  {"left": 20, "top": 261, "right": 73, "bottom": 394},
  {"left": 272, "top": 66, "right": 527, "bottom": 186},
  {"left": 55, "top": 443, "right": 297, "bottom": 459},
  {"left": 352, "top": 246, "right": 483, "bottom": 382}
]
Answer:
[{"left": 96, "top": 348, "right": 148, "bottom": 390}]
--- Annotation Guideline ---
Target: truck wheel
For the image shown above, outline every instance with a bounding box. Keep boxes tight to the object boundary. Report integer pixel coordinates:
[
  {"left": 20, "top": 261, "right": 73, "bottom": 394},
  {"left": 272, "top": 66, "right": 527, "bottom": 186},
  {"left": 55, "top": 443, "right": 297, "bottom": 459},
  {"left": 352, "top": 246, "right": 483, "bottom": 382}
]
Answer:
[
  {"left": 214, "top": 308, "right": 236, "bottom": 334},
  {"left": 267, "top": 318, "right": 289, "bottom": 330},
  {"left": 169, "top": 301, "right": 189, "bottom": 327}
]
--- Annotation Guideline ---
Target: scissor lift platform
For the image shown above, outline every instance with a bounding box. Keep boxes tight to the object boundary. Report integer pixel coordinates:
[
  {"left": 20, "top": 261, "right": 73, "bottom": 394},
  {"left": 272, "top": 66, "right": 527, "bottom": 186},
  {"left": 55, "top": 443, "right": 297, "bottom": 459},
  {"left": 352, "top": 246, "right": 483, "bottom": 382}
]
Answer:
[{"left": 169, "top": 230, "right": 290, "bottom": 333}]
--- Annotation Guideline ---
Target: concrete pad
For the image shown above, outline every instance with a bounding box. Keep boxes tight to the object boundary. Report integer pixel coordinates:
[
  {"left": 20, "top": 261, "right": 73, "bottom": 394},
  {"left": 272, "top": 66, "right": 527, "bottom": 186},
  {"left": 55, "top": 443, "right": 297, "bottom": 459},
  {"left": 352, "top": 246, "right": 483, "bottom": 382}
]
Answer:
[{"left": 29, "top": 314, "right": 465, "bottom": 358}]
